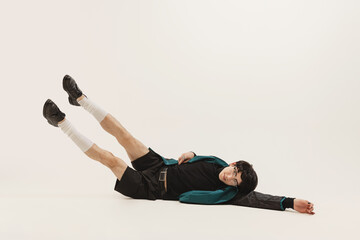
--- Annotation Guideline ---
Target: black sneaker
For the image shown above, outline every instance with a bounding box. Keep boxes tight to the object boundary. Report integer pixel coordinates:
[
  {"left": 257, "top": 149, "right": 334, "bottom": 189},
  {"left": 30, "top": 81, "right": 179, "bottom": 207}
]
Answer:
[
  {"left": 43, "top": 99, "right": 66, "bottom": 127},
  {"left": 62, "top": 75, "right": 86, "bottom": 106}
]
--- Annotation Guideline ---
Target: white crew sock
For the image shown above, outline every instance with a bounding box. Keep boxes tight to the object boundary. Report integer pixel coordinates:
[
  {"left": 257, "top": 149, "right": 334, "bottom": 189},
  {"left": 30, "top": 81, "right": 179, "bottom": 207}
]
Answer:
[
  {"left": 78, "top": 97, "right": 108, "bottom": 123},
  {"left": 59, "top": 119, "right": 94, "bottom": 152}
]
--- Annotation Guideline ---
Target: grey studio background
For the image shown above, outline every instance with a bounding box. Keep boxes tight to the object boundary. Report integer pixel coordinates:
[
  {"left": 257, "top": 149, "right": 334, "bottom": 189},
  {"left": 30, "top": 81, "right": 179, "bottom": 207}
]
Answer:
[{"left": 0, "top": 0, "right": 359, "bottom": 239}]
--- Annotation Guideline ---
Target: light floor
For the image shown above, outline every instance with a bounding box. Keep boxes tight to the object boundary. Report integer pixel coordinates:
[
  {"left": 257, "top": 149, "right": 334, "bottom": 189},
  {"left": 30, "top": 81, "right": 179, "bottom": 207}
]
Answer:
[{"left": 1, "top": 192, "right": 358, "bottom": 239}]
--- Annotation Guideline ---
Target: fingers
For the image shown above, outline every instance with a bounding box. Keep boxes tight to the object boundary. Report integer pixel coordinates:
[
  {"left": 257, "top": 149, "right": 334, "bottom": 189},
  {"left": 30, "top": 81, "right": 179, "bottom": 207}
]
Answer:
[
  {"left": 308, "top": 210, "right": 315, "bottom": 215},
  {"left": 308, "top": 203, "right": 314, "bottom": 210},
  {"left": 307, "top": 202, "right": 315, "bottom": 215},
  {"left": 178, "top": 155, "right": 187, "bottom": 165},
  {"left": 294, "top": 199, "right": 315, "bottom": 215}
]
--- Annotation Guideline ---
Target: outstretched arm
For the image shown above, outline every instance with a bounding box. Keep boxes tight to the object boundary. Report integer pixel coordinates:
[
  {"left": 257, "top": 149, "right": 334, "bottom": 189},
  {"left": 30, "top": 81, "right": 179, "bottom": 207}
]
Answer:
[{"left": 224, "top": 191, "right": 315, "bottom": 215}]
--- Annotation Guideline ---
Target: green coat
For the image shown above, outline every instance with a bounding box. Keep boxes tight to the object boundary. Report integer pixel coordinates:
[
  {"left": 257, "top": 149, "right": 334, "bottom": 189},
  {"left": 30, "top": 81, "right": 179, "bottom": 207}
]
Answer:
[{"left": 160, "top": 155, "right": 238, "bottom": 204}]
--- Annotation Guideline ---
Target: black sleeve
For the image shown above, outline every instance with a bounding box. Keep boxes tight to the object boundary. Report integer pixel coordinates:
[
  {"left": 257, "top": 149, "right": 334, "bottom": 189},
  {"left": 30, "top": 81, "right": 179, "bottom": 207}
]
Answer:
[{"left": 221, "top": 191, "right": 294, "bottom": 211}]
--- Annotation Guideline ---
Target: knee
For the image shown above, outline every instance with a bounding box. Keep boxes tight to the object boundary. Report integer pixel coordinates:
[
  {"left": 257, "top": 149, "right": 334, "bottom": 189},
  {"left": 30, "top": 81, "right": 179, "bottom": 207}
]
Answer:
[{"left": 99, "top": 150, "right": 119, "bottom": 168}]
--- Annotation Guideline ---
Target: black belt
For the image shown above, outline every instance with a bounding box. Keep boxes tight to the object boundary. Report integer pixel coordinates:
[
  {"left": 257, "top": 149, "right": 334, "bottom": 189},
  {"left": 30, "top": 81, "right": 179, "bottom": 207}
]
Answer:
[{"left": 158, "top": 167, "right": 168, "bottom": 198}]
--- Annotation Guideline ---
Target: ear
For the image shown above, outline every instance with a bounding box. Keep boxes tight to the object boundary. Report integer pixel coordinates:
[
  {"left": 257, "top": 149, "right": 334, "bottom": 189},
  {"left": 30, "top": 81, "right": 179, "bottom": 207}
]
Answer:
[{"left": 230, "top": 162, "right": 236, "bottom": 166}]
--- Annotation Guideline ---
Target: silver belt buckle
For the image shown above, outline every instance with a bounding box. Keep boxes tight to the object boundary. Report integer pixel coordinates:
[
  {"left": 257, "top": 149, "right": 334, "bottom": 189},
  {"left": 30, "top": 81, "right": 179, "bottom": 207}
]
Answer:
[{"left": 159, "top": 168, "right": 167, "bottom": 181}]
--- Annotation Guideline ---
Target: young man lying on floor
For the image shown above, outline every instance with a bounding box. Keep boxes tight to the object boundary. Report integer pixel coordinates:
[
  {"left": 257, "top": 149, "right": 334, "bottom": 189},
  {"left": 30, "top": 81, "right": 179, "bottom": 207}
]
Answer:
[{"left": 42, "top": 75, "right": 315, "bottom": 215}]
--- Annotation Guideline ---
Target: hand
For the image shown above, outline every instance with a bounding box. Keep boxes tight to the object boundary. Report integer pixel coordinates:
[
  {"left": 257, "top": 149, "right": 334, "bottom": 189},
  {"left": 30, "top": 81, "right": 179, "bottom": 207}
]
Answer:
[
  {"left": 294, "top": 199, "right": 315, "bottom": 215},
  {"left": 178, "top": 152, "right": 195, "bottom": 165}
]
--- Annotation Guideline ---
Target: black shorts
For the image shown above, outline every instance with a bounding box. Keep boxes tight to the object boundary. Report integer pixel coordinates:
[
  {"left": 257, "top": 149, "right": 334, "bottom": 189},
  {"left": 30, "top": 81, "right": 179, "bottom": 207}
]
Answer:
[{"left": 114, "top": 147, "right": 166, "bottom": 200}]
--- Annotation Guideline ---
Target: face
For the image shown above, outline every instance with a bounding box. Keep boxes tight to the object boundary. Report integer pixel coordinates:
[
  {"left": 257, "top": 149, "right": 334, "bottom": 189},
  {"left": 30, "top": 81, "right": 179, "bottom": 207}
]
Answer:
[{"left": 219, "top": 163, "right": 242, "bottom": 187}]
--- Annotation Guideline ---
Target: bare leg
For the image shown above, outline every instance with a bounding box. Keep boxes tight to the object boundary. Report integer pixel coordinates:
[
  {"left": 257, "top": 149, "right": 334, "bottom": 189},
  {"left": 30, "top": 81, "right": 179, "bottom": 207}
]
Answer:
[
  {"left": 100, "top": 114, "right": 149, "bottom": 162},
  {"left": 85, "top": 143, "right": 128, "bottom": 181},
  {"left": 76, "top": 95, "right": 149, "bottom": 162},
  {"left": 57, "top": 114, "right": 127, "bottom": 180}
]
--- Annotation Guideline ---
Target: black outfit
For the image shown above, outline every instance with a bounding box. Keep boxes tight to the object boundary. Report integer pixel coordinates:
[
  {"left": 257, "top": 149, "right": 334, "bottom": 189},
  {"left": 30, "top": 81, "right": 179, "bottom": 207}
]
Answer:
[
  {"left": 165, "top": 161, "right": 227, "bottom": 200},
  {"left": 114, "top": 147, "right": 164, "bottom": 200},
  {"left": 114, "top": 147, "right": 295, "bottom": 211}
]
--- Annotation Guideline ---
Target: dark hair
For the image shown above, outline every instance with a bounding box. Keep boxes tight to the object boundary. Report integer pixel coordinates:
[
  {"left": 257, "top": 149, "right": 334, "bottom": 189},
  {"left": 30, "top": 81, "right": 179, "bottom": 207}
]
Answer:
[{"left": 235, "top": 160, "right": 258, "bottom": 194}]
